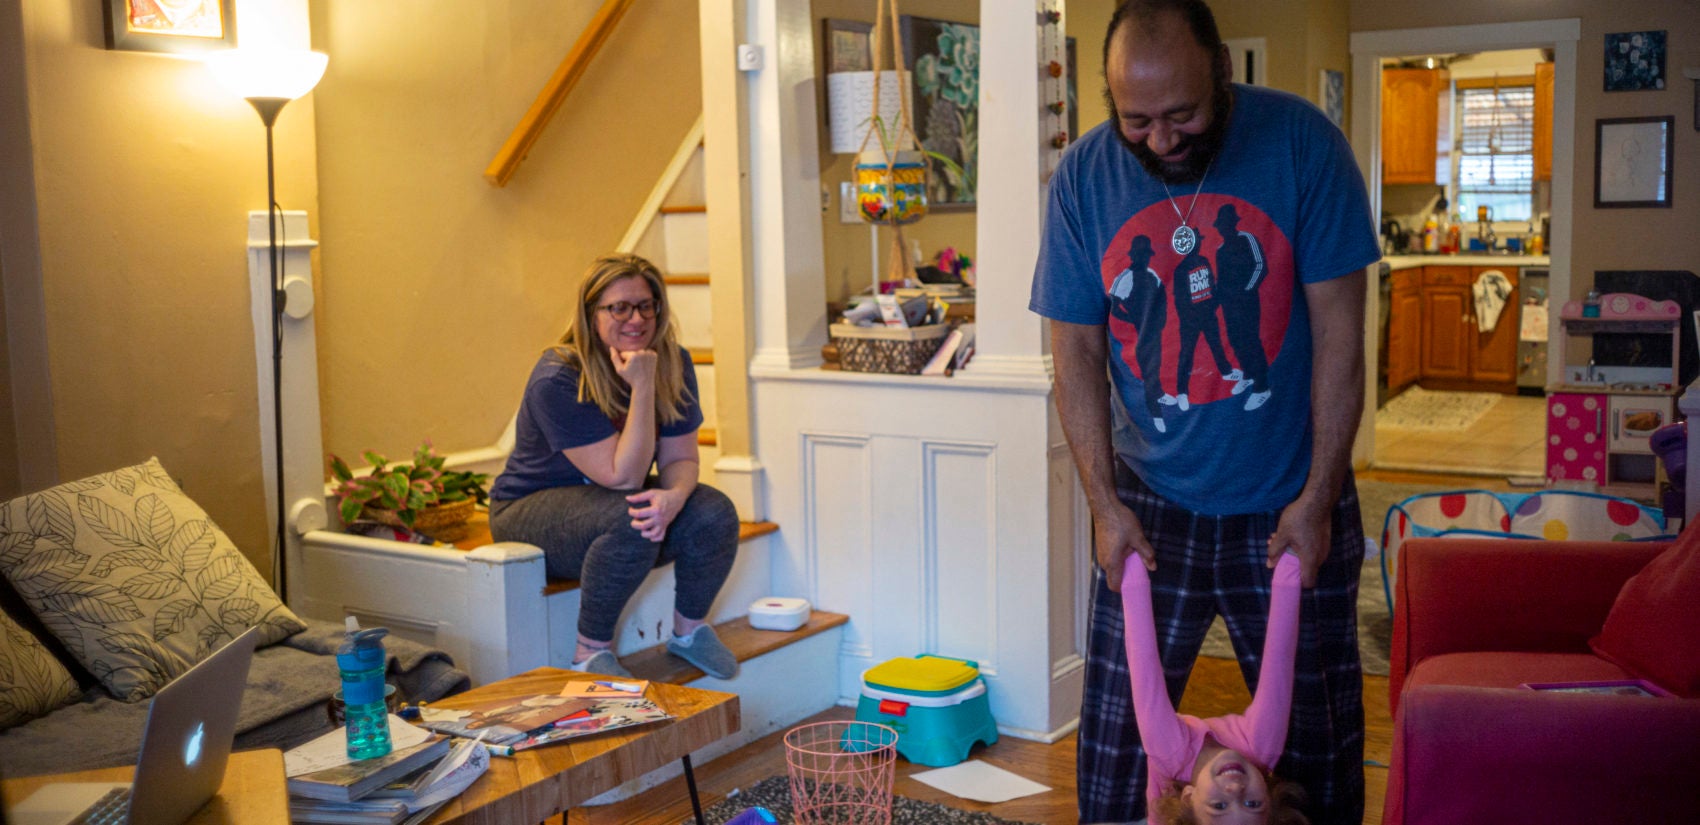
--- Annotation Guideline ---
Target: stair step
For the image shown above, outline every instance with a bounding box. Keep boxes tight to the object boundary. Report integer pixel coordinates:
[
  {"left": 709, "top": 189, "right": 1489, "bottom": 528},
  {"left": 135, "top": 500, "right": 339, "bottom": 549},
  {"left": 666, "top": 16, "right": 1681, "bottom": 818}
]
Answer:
[
  {"left": 624, "top": 611, "right": 848, "bottom": 685},
  {"left": 663, "top": 273, "right": 710, "bottom": 286},
  {"left": 659, "top": 204, "right": 707, "bottom": 214},
  {"left": 533, "top": 520, "right": 777, "bottom": 597},
  {"left": 689, "top": 347, "right": 712, "bottom": 365},
  {"left": 698, "top": 427, "right": 717, "bottom": 447}
]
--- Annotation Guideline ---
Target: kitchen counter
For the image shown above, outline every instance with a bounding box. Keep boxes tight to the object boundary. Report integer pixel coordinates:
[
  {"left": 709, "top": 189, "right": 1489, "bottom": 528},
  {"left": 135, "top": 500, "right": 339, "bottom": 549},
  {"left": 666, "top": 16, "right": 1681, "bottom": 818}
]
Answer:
[{"left": 1382, "top": 254, "right": 1550, "bottom": 270}]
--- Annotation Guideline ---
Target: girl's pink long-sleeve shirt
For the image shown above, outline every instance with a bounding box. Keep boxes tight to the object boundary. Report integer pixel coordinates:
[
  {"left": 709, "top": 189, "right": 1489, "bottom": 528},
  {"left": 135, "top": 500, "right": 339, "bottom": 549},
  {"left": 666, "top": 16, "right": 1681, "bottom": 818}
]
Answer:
[{"left": 1120, "top": 554, "right": 1302, "bottom": 809}]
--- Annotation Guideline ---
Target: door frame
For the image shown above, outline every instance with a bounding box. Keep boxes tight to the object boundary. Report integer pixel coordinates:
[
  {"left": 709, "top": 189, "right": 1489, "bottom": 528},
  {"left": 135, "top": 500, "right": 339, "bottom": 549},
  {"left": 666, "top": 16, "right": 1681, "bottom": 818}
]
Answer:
[{"left": 1348, "top": 18, "right": 1580, "bottom": 467}]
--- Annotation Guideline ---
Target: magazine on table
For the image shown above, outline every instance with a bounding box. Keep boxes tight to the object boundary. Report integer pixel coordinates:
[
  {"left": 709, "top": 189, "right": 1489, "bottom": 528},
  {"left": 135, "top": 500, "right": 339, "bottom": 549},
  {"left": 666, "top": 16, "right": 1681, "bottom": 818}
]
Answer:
[
  {"left": 416, "top": 693, "right": 597, "bottom": 744},
  {"left": 507, "top": 697, "right": 674, "bottom": 751}
]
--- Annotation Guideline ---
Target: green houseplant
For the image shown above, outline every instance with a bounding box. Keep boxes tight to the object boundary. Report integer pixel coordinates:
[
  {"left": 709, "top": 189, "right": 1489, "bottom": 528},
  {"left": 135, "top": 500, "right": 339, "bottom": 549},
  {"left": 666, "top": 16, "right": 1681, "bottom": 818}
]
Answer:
[{"left": 329, "top": 441, "right": 489, "bottom": 540}]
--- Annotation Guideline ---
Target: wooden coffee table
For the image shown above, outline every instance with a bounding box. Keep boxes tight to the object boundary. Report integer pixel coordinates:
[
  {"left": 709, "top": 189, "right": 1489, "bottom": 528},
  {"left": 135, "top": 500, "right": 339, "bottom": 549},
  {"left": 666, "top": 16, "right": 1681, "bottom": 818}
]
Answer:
[
  {"left": 419, "top": 668, "right": 740, "bottom": 825},
  {"left": 1, "top": 748, "right": 289, "bottom": 824}
]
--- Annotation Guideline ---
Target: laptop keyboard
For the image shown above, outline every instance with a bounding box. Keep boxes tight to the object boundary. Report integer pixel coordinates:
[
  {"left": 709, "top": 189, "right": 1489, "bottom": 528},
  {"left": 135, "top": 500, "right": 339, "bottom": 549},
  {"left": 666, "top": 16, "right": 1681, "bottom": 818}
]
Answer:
[{"left": 71, "top": 787, "right": 131, "bottom": 825}]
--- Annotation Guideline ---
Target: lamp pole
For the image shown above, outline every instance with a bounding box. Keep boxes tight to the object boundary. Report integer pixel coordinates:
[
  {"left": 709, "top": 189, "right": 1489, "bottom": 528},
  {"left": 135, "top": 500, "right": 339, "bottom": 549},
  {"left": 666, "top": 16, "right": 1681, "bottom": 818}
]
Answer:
[{"left": 249, "top": 96, "right": 291, "bottom": 602}]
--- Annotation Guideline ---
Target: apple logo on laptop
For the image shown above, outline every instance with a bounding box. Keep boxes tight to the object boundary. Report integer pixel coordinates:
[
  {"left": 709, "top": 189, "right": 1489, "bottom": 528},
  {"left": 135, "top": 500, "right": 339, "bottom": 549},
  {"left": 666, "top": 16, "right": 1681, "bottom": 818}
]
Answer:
[{"left": 183, "top": 721, "right": 205, "bottom": 767}]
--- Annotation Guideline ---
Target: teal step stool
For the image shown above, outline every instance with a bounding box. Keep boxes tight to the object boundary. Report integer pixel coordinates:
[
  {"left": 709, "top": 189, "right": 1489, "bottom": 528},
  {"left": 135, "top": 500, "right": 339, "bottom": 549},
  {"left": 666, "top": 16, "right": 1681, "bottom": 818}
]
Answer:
[{"left": 852, "top": 654, "right": 997, "bottom": 767}]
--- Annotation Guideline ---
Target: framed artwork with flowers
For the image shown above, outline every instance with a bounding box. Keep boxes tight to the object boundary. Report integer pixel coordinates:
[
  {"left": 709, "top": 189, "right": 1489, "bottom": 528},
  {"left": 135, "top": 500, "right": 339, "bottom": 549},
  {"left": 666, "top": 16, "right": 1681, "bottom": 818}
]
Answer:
[
  {"left": 103, "top": 0, "right": 236, "bottom": 53},
  {"left": 1603, "top": 30, "right": 1666, "bottom": 92},
  {"left": 901, "top": 15, "right": 979, "bottom": 210}
]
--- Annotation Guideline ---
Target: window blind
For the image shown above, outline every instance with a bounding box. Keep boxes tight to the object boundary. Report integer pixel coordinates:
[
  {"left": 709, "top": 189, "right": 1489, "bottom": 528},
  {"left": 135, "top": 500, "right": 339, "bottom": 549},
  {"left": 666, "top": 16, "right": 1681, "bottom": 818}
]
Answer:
[{"left": 1456, "top": 84, "right": 1535, "bottom": 220}]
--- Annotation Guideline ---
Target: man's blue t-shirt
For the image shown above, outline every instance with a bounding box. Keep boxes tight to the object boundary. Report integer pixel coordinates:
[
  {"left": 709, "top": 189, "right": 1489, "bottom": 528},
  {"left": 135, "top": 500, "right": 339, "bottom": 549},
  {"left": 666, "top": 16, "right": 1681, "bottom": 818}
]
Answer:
[
  {"left": 489, "top": 347, "right": 704, "bottom": 500},
  {"left": 1030, "top": 84, "right": 1378, "bottom": 515}
]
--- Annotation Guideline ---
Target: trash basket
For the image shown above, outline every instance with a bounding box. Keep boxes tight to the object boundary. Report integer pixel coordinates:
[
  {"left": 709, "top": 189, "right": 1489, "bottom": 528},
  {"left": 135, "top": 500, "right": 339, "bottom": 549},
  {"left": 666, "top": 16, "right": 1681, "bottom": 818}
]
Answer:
[{"left": 783, "top": 720, "right": 897, "bottom": 825}]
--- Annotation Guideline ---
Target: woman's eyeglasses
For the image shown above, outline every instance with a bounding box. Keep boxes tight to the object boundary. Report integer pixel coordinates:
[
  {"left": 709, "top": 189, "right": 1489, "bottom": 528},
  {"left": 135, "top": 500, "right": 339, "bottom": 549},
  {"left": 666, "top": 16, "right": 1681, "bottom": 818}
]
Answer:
[{"left": 596, "top": 299, "right": 659, "bottom": 321}]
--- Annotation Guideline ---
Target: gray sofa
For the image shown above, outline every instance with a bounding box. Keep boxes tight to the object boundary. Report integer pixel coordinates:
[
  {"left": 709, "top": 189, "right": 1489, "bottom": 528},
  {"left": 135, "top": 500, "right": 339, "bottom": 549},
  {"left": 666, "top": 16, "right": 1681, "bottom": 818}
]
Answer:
[{"left": 0, "top": 617, "right": 470, "bottom": 778}]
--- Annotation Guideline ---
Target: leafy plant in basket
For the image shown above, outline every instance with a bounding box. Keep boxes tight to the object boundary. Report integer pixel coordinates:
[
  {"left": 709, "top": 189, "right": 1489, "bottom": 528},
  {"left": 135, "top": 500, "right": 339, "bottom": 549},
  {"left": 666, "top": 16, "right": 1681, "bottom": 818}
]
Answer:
[{"left": 329, "top": 441, "right": 489, "bottom": 531}]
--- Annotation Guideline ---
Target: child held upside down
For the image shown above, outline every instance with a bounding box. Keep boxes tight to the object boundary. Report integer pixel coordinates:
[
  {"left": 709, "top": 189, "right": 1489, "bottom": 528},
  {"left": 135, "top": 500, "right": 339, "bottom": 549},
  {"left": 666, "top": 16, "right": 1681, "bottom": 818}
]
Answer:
[{"left": 1121, "top": 552, "right": 1309, "bottom": 825}]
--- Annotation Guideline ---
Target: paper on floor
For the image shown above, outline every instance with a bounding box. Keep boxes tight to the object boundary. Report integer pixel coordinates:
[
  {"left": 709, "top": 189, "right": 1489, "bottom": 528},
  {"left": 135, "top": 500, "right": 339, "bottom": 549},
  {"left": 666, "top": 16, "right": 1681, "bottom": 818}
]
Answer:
[{"left": 909, "top": 759, "right": 1052, "bottom": 804}]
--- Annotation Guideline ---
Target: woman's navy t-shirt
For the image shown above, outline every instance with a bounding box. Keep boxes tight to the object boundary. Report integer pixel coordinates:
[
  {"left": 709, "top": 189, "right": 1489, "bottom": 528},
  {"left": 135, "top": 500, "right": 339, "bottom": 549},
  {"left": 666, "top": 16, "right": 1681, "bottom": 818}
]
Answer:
[{"left": 490, "top": 347, "right": 703, "bottom": 501}]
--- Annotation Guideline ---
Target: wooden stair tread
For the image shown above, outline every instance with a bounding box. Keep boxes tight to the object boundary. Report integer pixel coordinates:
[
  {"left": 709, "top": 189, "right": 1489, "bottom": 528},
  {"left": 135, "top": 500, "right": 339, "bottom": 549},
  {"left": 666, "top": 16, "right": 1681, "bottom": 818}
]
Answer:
[
  {"left": 663, "top": 274, "right": 711, "bottom": 286},
  {"left": 659, "top": 204, "right": 708, "bottom": 214},
  {"left": 689, "top": 348, "right": 712, "bottom": 365},
  {"left": 624, "top": 612, "right": 848, "bottom": 685},
  {"left": 698, "top": 427, "right": 717, "bottom": 447}
]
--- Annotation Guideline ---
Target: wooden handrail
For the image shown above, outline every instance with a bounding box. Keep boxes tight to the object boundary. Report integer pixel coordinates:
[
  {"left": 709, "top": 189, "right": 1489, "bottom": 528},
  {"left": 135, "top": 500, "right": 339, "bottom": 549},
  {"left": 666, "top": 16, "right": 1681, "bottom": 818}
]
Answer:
[{"left": 483, "top": 0, "right": 636, "bottom": 187}]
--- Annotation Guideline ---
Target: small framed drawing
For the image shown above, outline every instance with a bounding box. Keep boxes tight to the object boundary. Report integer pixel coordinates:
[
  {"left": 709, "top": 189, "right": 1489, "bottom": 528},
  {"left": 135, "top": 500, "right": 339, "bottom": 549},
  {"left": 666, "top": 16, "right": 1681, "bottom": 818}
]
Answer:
[
  {"left": 1603, "top": 30, "right": 1666, "bottom": 91},
  {"left": 1595, "top": 116, "right": 1674, "bottom": 208},
  {"left": 103, "top": 0, "right": 236, "bottom": 53},
  {"left": 1320, "top": 69, "right": 1345, "bottom": 128},
  {"left": 823, "top": 19, "right": 874, "bottom": 74}
]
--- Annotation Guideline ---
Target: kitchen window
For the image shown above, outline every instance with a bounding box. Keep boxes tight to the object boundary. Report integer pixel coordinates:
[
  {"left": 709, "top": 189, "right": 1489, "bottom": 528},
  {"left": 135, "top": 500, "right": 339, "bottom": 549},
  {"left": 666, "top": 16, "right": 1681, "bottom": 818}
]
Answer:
[{"left": 1455, "top": 81, "right": 1535, "bottom": 222}]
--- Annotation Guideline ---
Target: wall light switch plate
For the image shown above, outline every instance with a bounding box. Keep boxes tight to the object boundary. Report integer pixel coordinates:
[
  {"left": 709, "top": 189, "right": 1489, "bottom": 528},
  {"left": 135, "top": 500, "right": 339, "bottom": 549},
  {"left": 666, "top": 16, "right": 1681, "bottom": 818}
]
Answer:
[{"left": 839, "top": 182, "right": 859, "bottom": 224}]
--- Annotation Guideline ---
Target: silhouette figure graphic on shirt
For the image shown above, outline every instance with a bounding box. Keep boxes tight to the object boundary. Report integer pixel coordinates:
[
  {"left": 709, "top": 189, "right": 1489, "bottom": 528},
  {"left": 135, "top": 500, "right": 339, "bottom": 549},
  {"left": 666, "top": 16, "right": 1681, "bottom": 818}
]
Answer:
[
  {"left": 1169, "top": 231, "right": 1235, "bottom": 410},
  {"left": 1213, "top": 203, "right": 1272, "bottom": 411},
  {"left": 1108, "top": 235, "right": 1175, "bottom": 432}
]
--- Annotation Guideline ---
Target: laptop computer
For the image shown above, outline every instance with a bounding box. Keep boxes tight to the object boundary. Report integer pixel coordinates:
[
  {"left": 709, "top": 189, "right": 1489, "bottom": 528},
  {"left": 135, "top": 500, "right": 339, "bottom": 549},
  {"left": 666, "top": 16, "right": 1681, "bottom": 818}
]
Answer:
[{"left": 8, "top": 626, "right": 260, "bottom": 825}]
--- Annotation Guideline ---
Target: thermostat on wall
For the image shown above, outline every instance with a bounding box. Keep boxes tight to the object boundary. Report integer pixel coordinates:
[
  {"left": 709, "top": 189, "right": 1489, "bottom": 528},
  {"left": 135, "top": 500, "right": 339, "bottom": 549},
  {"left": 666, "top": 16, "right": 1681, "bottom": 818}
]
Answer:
[{"left": 749, "top": 597, "right": 811, "bottom": 631}]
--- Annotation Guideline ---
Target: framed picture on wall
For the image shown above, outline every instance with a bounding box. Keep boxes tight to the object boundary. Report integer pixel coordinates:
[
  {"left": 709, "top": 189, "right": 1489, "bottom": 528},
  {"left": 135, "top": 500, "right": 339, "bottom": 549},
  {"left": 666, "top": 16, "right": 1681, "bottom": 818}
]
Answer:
[
  {"left": 823, "top": 19, "right": 874, "bottom": 74},
  {"left": 1321, "top": 69, "right": 1346, "bottom": 129},
  {"left": 103, "top": 0, "right": 236, "bottom": 53},
  {"left": 1603, "top": 30, "right": 1666, "bottom": 91},
  {"left": 1595, "top": 116, "right": 1674, "bottom": 208},
  {"left": 900, "top": 15, "right": 979, "bottom": 210}
]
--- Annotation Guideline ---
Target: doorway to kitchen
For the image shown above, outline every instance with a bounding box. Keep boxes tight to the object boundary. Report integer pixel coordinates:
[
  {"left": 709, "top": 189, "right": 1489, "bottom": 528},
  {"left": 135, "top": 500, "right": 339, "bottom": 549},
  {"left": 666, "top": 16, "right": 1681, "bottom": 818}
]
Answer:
[
  {"left": 1373, "top": 388, "right": 1545, "bottom": 480},
  {"left": 1350, "top": 18, "right": 1580, "bottom": 481}
]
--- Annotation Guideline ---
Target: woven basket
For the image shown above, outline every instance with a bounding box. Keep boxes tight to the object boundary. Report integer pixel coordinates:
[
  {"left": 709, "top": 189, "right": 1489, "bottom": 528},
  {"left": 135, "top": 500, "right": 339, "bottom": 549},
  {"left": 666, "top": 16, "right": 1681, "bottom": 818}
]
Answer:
[
  {"left": 365, "top": 497, "right": 476, "bottom": 542},
  {"left": 829, "top": 322, "right": 950, "bottom": 375}
]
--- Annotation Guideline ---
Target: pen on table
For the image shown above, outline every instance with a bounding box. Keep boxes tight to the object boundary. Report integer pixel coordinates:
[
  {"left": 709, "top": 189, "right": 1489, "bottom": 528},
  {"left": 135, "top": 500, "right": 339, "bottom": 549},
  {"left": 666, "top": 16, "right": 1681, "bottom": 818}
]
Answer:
[
  {"left": 594, "top": 679, "right": 643, "bottom": 693},
  {"left": 482, "top": 742, "right": 515, "bottom": 757}
]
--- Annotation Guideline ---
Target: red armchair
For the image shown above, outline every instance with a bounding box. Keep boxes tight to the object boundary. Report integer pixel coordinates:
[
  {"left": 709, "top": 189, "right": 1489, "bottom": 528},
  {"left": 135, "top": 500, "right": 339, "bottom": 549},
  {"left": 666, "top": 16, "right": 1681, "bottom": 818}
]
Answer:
[{"left": 1385, "top": 537, "right": 1700, "bottom": 825}]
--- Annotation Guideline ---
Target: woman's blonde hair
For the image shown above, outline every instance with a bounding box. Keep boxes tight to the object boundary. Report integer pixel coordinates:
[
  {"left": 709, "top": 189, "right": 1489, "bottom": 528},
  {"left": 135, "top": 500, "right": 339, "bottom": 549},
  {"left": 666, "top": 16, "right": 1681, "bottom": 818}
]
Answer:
[
  {"left": 1150, "top": 771, "right": 1308, "bottom": 825},
  {"left": 551, "top": 254, "right": 691, "bottom": 425}
]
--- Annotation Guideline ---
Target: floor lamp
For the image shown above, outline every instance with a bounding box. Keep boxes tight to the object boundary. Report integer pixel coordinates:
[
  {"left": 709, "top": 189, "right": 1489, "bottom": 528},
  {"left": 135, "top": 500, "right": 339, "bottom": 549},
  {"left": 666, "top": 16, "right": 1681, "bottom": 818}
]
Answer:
[{"left": 207, "top": 49, "right": 328, "bottom": 603}]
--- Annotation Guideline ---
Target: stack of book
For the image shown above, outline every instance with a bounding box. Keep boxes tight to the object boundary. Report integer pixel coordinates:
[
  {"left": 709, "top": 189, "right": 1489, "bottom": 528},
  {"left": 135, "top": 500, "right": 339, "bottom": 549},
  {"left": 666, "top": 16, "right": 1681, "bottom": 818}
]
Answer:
[{"left": 285, "top": 718, "right": 489, "bottom": 825}]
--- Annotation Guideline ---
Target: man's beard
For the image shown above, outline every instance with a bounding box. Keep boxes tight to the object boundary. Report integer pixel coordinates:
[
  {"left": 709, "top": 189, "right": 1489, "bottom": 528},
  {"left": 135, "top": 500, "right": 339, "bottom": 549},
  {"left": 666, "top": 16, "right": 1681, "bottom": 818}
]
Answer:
[{"left": 1114, "top": 80, "right": 1233, "bottom": 185}]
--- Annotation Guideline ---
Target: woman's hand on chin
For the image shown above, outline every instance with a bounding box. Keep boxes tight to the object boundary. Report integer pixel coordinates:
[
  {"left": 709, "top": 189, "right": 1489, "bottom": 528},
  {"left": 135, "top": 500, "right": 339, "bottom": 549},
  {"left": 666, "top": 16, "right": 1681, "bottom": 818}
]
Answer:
[{"left": 610, "top": 348, "right": 658, "bottom": 387}]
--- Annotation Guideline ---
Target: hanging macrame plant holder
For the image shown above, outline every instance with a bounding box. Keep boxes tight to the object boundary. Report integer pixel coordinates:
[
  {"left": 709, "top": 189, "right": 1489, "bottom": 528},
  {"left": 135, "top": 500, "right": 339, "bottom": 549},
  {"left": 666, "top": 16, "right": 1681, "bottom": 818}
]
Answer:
[{"left": 853, "top": 0, "right": 928, "bottom": 283}]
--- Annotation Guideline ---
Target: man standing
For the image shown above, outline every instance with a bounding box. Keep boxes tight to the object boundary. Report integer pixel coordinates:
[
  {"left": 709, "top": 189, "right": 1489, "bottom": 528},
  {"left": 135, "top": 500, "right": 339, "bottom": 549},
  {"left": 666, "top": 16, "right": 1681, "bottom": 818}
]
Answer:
[
  {"left": 1028, "top": 1, "right": 1378, "bottom": 823},
  {"left": 1214, "top": 203, "right": 1272, "bottom": 410},
  {"left": 1108, "top": 234, "right": 1172, "bottom": 432}
]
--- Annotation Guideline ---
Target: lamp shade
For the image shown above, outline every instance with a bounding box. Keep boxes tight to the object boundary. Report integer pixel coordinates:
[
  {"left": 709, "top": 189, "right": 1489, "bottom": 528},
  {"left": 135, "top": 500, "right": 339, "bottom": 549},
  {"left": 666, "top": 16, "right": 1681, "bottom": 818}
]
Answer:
[
  {"left": 826, "top": 70, "right": 915, "bottom": 154},
  {"left": 206, "top": 48, "right": 328, "bottom": 102}
]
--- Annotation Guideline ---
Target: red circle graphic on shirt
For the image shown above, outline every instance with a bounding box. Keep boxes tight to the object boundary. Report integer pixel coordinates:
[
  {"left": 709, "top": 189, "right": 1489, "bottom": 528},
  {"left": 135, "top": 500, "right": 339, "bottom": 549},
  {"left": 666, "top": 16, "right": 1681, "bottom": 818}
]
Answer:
[{"left": 1100, "top": 195, "right": 1296, "bottom": 407}]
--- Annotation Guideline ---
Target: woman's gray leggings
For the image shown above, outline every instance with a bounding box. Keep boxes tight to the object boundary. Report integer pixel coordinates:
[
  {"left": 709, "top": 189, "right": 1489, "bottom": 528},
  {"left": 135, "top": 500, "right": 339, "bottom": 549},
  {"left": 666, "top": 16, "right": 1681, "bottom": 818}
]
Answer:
[{"left": 488, "top": 482, "right": 740, "bottom": 643}]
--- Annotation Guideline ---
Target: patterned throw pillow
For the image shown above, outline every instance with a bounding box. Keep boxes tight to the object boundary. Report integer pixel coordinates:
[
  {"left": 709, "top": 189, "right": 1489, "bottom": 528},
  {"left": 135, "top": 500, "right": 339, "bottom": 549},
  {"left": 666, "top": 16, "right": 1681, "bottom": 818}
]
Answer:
[
  {"left": 0, "top": 458, "right": 305, "bottom": 702},
  {"left": 0, "top": 608, "right": 81, "bottom": 729}
]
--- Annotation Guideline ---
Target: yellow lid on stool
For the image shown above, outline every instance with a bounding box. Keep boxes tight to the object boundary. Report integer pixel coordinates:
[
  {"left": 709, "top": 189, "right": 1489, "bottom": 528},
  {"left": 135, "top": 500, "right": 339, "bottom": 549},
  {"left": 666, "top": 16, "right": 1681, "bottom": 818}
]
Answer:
[{"left": 864, "top": 655, "right": 979, "bottom": 694}]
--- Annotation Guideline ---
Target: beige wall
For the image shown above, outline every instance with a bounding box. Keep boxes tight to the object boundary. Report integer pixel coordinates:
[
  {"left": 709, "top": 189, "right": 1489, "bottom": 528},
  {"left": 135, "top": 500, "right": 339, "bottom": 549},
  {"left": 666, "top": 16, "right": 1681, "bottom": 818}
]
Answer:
[
  {"left": 1352, "top": 0, "right": 1700, "bottom": 292},
  {"left": 813, "top": 0, "right": 978, "bottom": 304},
  {"left": 309, "top": 3, "right": 701, "bottom": 462},
  {"left": 0, "top": 0, "right": 320, "bottom": 572}
]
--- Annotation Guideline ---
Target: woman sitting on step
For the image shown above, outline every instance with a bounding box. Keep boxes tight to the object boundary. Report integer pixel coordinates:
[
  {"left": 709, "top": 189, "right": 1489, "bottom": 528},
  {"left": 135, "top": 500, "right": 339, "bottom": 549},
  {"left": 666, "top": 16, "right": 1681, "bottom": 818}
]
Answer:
[{"left": 489, "top": 253, "right": 741, "bottom": 680}]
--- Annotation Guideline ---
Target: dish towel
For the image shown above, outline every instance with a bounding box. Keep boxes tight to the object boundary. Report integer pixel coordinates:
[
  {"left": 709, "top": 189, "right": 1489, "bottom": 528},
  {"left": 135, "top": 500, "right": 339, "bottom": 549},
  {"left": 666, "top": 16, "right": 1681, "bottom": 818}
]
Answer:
[{"left": 1473, "top": 269, "right": 1513, "bottom": 333}]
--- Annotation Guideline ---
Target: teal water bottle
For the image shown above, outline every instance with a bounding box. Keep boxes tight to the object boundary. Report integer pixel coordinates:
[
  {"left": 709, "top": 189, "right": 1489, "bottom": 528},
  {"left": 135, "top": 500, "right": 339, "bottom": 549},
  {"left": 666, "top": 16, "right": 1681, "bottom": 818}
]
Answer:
[{"left": 337, "top": 617, "right": 392, "bottom": 759}]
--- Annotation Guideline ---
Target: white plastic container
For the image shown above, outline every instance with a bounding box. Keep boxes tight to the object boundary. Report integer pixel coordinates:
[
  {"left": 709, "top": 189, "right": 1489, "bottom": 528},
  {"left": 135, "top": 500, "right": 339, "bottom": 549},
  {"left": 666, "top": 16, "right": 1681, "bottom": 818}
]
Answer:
[{"left": 749, "top": 597, "right": 811, "bottom": 631}]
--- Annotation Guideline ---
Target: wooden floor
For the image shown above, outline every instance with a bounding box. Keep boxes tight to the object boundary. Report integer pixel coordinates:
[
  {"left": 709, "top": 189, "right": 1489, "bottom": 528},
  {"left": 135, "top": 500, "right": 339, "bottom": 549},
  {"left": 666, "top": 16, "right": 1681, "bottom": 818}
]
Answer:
[
  {"left": 1374, "top": 391, "right": 1545, "bottom": 479},
  {"left": 576, "top": 659, "right": 1394, "bottom": 825}
]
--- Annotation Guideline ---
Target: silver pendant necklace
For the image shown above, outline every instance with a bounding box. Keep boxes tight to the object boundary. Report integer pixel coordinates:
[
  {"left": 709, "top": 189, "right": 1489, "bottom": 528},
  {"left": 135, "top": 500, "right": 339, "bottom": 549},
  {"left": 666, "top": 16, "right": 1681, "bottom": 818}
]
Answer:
[{"left": 1161, "top": 155, "right": 1215, "bottom": 255}]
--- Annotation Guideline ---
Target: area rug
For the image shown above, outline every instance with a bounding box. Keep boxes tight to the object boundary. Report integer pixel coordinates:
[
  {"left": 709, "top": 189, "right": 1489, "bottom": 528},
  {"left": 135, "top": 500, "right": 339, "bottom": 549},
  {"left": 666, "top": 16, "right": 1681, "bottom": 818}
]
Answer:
[
  {"left": 1375, "top": 386, "right": 1500, "bottom": 431},
  {"left": 687, "top": 775, "right": 1039, "bottom": 825},
  {"left": 1196, "top": 478, "right": 1459, "bottom": 677}
]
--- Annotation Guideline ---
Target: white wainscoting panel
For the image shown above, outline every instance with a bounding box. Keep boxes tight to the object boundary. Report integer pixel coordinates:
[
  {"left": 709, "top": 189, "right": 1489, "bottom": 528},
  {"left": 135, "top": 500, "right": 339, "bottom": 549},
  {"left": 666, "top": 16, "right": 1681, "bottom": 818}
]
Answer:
[{"left": 922, "top": 440, "right": 998, "bottom": 672}]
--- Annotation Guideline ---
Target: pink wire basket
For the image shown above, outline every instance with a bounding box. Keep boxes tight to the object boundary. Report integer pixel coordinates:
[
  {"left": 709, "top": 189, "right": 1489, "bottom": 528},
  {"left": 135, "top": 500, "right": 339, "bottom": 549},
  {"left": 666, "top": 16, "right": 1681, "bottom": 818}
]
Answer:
[{"left": 783, "top": 720, "right": 899, "bottom": 825}]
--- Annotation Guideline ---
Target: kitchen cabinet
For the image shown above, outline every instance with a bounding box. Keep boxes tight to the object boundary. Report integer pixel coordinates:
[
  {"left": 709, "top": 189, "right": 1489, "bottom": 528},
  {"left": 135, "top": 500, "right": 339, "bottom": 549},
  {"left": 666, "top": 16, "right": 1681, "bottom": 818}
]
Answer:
[
  {"left": 1381, "top": 68, "right": 1445, "bottom": 185},
  {"left": 1417, "top": 265, "right": 1519, "bottom": 390},
  {"left": 1386, "top": 268, "right": 1423, "bottom": 392},
  {"left": 1533, "top": 62, "right": 1554, "bottom": 181}
]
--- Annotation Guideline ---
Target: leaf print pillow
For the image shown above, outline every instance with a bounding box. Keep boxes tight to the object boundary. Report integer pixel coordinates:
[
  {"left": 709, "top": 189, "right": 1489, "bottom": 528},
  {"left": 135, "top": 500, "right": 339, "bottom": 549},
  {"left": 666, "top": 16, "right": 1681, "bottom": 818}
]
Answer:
[
  {"left": 0, "top": 458, "right": 305, "bottom": 702},
  {"left": 0, "top": 607, "right": 80, "bottom": 729}
]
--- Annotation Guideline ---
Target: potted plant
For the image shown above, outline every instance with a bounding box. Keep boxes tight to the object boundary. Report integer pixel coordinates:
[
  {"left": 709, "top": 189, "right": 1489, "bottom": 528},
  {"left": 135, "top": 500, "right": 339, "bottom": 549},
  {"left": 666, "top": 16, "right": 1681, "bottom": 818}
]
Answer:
[
  {"left": 855, "top": 112, "right": 930, "bottom": 226},
  {"left": 329, "top": 441, "right": 490, "bottom": 541}
]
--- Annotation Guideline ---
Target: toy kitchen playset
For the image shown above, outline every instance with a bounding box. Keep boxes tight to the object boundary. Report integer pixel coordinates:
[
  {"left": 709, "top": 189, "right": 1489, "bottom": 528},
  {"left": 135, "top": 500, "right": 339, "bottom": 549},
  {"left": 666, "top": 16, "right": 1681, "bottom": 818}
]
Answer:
[{"left": 1546, "top": 291, "right": 1684, "bottom": 498}]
